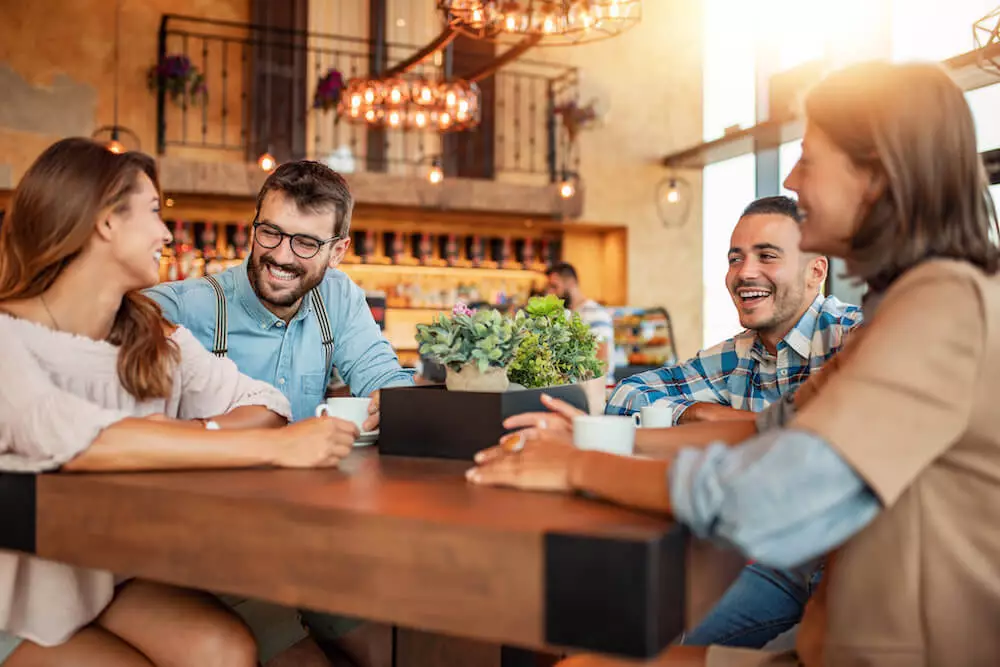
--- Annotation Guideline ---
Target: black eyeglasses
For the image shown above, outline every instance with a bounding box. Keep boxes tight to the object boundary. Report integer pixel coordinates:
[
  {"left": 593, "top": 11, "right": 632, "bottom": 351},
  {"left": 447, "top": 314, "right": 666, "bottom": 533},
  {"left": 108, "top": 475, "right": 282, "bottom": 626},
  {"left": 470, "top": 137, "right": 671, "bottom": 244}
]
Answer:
[{"left": 252, "top": 221, "right": 342, "bottom": 259}]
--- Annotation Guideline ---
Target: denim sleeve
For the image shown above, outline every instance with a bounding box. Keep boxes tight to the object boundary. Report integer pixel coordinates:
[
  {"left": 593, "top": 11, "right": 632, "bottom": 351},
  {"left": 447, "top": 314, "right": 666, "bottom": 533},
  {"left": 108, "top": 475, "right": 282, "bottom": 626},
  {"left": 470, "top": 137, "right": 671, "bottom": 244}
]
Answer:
[
  {"left": 755, "top": 392, "right": 796, "bottom": 432},
  {"left": 143, "top": 283, "right": 185, "bottom": 325},
  {"left": 330, "top": 278, "right": 414, "bottom": 397},
  {"left": 669, "top": 428, "right": 881, "bottom": 569}
]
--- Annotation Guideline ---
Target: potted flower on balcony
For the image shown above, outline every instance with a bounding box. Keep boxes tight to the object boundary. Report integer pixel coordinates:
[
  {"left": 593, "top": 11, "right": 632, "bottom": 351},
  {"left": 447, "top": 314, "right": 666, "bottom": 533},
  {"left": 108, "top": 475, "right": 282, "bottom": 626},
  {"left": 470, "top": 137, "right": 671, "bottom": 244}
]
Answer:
[
  {"left": 147, "top": 54, "right": 207, "bottom": 107},
  {"left": 313, "top": 68, "right": 345, "bottom": 113},
  {"left": 415, "top": 303, "right": 522, "bottom": 392}
]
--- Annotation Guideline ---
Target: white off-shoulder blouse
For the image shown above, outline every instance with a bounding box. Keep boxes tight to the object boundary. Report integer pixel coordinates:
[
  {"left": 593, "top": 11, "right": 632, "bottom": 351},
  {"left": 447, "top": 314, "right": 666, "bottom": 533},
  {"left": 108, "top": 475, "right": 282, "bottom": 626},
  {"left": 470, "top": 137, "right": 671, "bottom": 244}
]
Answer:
[{"left": 0, "top": 313, "right": 292, "bottom": 647}]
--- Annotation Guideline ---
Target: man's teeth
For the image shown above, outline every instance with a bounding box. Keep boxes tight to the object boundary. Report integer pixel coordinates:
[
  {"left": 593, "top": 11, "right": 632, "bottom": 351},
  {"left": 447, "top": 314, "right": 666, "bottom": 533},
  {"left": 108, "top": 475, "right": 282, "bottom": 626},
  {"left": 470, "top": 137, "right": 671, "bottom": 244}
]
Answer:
[
  {"left": 740, "top": 290, "right": 771, "bottom": 299},
  {"left": 268, "top": 265, "right": 297, "bottom": 280},
  {"left": 153, "top": 250, "right": 162, "bottom": 262}
]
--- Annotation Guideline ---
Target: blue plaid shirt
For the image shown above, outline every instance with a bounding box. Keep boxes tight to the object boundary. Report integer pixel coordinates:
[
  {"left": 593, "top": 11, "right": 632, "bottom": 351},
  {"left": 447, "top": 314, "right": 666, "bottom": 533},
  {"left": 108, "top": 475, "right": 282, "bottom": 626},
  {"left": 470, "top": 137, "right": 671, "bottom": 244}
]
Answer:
[{"left": 605, "top": 295, "right": 862, "bottom": 424}]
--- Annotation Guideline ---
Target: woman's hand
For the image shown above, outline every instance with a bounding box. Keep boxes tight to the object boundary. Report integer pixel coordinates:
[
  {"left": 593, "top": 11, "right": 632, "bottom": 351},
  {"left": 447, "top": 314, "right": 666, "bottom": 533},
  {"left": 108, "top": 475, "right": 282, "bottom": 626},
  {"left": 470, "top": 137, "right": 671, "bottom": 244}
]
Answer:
[
  {"left": 466, "top": 432, "right": 581, "bottom": 492},
  {"left": 269, "top": 417, "right": 358, "bottom": 468},
  {"left": 501, "top": 394, "right": 586, "bottom": 441}
]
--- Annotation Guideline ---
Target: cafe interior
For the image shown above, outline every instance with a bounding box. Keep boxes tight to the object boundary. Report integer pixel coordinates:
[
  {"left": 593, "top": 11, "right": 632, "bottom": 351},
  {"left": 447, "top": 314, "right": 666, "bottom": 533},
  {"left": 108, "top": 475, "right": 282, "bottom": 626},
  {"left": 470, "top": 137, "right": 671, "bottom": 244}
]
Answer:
[{"left": 3, "top": 0, "right": 1000, "bottom": 666}]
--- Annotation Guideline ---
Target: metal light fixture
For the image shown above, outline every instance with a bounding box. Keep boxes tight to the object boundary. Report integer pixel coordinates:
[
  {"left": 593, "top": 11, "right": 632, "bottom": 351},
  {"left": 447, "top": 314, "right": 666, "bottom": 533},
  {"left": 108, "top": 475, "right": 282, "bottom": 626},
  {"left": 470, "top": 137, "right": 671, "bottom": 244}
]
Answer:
[
  {"left": 975, "top": 6, "right": 1000, "bottom": 77},
  {"left": 257, "top": 151, "right": 276, "bottom": 172},
  {"left": 92, "top": 0, "right": 140, "bottom": 153},
  {"left": 438, "top": 0, "right": 642, "bottom": 46},
  {"left": 428, "top": 158, "right": 444, "bottom": 184},
  {"left": 558, "top": 170, "right": 578, "bottom": 199},
  {"left": 656, "top": 176, "right": 692, "bottom": 228},
  {"left": 339, "top": 75, "right": 481, "bottom": 132}
]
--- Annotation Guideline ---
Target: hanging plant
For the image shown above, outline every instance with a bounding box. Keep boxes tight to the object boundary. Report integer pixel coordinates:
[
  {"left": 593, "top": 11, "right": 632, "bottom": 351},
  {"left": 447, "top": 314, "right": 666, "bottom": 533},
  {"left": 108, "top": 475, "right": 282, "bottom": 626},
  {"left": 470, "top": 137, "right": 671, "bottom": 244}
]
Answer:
[
  {"left": 147, "top": 54, "right": 207, "bottom": 107},
  {"left": 313, "top": 68, "right": 345, "bottom": 113},
  {"left": 554, "top": 98, "right": 599, "bottom": 143}
]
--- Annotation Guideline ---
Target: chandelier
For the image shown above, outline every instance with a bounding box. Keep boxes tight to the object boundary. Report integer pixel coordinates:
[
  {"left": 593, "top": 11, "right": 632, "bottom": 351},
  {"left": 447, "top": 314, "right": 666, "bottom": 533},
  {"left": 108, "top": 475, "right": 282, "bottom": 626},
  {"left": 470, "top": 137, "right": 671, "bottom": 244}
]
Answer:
[
  {"left": 438, "top": 0, "right": 641, "bottom": 45},
  {"left": 338, "top": 76, "right": 481, "bottom": 132},
  {"left": 974, "top": 6, "right": 1000, "bottom": 77}
]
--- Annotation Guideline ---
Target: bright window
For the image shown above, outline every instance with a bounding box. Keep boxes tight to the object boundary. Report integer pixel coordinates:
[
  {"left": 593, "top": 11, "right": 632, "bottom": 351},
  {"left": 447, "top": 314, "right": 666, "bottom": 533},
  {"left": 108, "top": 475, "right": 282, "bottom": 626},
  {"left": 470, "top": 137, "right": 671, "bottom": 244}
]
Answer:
[
  {"left": 702, "top": 154, "right": 756, "bottom": 347},
  {"left": 891, "top": 0, "right": 996, "bottom": 62},
  {"left": 702, "top": 0, "right": 756, "bottom": 141},
  {"left": 967, "top": 85, "right": 1000, "bottom": 152},
  {"left": 778, "top": 140, "right": 802, "bottom": 198}
]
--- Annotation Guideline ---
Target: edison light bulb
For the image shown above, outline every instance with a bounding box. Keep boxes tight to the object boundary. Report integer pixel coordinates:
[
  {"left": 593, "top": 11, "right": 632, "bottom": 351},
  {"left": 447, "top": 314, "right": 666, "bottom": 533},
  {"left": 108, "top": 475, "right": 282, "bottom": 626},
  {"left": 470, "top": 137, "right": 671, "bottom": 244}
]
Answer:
[
  {"left": 105, "top": 139, "right": 125, "bottom": 154},
  {"left": 667, "top": 189, "right": 680, "bottom": 204},
  {"left": 429, "top": 164, "right": 444, "bottom": 185},
  {"left": 257, "top": 152, "right": 276, "bottom": 172},
  {"left": 560, "top": 180, "right": 575, "bottom": 199}
]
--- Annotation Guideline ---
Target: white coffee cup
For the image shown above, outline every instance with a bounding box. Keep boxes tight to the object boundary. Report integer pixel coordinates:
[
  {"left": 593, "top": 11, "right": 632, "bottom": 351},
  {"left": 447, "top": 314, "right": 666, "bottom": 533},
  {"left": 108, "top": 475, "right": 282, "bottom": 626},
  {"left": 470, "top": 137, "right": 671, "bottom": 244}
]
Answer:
[
  {"left": 633, "top": 405, "right": 674, "bottom": 429},
  {"left": 572, "top": 415, "right": 636, "bottom": 456},
  {"left": 315, "top": 397, "right": 372, "bottom": 432}
]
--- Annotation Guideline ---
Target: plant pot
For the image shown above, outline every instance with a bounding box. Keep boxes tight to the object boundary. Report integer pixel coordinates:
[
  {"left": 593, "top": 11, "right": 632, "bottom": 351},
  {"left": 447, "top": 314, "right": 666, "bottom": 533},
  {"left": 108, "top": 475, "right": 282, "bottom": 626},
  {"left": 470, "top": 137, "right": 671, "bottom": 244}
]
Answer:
[{"left": 445, "top": 363, "right": 510, "bottom": 392}]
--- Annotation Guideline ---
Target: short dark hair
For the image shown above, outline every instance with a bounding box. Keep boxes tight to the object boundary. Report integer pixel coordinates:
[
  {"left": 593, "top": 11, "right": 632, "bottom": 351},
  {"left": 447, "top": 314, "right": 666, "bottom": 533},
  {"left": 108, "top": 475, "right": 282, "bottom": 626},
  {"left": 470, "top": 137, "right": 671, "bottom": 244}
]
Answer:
[
  {"left": 546, "top": 262, "right": 578, "bottom": 282},
  {"left": 256, "top": 161, "right": 354, "bottom": 237},
  {"left": 741, "top": 195, "right": 803, "bottom": 224}
]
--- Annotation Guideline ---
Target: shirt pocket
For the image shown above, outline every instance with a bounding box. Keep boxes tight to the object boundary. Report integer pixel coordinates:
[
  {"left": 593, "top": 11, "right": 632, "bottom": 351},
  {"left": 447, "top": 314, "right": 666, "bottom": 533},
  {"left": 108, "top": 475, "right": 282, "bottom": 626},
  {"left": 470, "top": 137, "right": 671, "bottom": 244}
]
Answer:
[{"left": 300, "top": 373, "right": 329, "bottom": 401}]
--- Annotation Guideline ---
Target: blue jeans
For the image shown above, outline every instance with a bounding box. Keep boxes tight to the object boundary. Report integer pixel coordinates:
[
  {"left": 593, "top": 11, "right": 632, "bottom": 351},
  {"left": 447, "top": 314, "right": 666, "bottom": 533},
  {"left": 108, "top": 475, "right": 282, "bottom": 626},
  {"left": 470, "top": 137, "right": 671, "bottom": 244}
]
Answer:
[{"left": 681, "top": 562, "right": 823, "bottom": 648}]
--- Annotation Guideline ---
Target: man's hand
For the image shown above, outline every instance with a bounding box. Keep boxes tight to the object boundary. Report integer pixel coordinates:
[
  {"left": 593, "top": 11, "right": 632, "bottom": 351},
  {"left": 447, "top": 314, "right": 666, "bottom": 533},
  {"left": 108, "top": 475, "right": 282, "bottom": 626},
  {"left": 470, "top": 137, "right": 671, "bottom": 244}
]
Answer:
[{"left": 362, "top": 390, "right": 381, "bottom": 433}]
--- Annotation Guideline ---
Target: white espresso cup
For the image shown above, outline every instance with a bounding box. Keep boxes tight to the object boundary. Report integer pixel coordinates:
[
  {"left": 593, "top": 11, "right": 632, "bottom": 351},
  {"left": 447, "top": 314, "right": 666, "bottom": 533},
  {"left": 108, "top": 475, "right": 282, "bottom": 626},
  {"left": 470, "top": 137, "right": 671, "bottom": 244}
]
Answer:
[
  {"left": 633, "top": 405, "right": 674, "bottom": 429},
  {"left": 572, "top": 415, "right": 636, "bottom": 456},
  {"left": 315, "top": 397, "right": 372, "bottom": 432}
]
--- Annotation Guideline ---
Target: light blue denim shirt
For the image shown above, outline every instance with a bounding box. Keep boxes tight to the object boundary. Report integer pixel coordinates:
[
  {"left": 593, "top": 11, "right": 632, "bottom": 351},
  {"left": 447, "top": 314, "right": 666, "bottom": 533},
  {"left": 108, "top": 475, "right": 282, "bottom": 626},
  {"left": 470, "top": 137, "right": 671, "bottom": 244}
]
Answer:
[{"left": 145, "top": 261, "right": 414, "bottom": 422}]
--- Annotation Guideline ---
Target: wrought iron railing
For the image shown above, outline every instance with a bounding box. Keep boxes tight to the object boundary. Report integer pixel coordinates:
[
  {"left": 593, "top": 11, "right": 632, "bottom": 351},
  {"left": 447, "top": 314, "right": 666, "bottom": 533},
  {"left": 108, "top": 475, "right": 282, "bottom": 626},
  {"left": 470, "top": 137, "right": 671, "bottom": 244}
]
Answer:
[{"left": 154, "top": 14, "right": 578, "bottom": 183}]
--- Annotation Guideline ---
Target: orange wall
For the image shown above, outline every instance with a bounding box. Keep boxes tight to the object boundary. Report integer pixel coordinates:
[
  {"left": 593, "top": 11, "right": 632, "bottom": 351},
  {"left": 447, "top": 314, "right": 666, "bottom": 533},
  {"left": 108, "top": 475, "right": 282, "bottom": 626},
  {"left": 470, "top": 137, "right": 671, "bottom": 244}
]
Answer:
[{"left": 0, "top": 0, "right": 249, "bottom": 182}]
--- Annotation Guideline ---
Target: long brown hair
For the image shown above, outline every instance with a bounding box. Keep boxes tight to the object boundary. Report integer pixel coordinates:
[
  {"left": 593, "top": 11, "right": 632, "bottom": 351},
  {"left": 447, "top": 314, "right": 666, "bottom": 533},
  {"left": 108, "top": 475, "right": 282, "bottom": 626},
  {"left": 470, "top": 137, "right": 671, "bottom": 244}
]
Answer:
[
  {"left": 0, "top": 137, "right": 178, "bottom": 400},
  {"left": 804, "top": 61, "right": 1000, "bottom": 291}
]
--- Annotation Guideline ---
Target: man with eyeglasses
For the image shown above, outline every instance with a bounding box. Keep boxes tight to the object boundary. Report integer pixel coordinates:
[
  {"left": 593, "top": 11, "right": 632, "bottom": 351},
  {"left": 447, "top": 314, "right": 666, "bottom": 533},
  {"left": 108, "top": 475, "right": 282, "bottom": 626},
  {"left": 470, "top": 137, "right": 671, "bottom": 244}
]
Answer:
[{"left": 145, "top": 160, "right": 410, "bottom": 666}]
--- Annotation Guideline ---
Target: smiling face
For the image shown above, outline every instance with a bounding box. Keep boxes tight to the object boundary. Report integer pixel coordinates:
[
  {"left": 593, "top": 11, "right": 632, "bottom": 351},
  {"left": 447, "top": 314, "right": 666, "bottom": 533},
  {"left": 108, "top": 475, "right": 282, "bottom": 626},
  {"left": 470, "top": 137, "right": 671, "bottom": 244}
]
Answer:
[
  {"left": 783, "top": 120, "right": 877, "bottom": 259},
  {"left": 726, "top": 212, "right": 826, "bottom": 338},
  {"left": 247, "top": 190, "right": 350, "bottom": 319},
  {"left": 104, "top": 172, "right": 172, "bottom": 290}
]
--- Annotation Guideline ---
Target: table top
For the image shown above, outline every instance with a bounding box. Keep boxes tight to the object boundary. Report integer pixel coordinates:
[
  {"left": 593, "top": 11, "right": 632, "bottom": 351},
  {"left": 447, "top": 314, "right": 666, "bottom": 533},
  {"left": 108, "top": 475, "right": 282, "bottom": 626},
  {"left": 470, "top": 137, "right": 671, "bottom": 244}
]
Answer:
[{"left": 1, "top": 450, "right": 686, "bottom": 658}]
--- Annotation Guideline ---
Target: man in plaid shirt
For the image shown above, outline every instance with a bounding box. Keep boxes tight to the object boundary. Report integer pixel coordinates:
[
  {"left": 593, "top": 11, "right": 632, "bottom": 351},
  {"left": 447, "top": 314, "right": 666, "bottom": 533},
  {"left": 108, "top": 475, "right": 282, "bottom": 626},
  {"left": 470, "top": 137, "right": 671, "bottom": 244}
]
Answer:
[
  {"left": 607, "top": 196, "right": 862, "bottom": 650},
  {"left": 606, "top": 196, "right": 862, "bottom": 426}
]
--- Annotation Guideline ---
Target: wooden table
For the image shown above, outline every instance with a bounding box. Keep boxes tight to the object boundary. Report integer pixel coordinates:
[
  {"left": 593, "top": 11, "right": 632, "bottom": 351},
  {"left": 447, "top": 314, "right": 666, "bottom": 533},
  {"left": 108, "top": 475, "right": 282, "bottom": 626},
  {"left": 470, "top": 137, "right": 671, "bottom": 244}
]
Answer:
[{"left": 0, "top": 450, "right": 689, "bottom": 660}]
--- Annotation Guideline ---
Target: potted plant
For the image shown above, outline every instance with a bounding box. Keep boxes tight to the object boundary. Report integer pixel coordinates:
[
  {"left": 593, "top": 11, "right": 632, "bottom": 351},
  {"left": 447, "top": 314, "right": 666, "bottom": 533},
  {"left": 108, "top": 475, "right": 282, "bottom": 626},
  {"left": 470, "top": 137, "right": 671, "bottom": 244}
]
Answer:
[
  {"left": 415, "top": 303, "right": 522, "bottom": 392},
  {"left": 313, "top": 68, "right": 345, "bottom": 113},
  {"left": 508, "top": 294, "right": 604, "bottom": 389},
  {"left": 147, "top": 54, "right": 207, "bottom": 107}
]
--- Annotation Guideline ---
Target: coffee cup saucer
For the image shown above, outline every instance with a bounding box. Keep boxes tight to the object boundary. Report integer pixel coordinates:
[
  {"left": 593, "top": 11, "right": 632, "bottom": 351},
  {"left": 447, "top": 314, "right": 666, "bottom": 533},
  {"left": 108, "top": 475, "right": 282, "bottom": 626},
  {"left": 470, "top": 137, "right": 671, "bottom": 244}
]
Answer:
[{"left": 355, "top": 429, "right": 380, "bottom": 447}]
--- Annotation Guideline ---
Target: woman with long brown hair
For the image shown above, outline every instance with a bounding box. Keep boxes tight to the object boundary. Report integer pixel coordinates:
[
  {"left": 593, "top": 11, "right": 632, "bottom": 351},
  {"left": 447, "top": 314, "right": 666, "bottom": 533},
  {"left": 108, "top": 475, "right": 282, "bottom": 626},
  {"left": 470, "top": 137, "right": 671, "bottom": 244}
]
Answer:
[
  {"left": 0, "top": 138, "right": 360, "bottom": 665},
  {"left": 469, "top": 61, "right": 1000, "bottom": 666}
]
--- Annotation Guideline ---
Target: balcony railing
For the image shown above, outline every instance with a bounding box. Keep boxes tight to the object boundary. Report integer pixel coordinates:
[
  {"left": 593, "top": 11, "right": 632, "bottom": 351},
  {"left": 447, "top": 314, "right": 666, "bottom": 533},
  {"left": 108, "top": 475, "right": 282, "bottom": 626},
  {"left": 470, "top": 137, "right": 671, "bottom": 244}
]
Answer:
[{"left": 155, "top": 15, "right": 579, "bottom": 183}]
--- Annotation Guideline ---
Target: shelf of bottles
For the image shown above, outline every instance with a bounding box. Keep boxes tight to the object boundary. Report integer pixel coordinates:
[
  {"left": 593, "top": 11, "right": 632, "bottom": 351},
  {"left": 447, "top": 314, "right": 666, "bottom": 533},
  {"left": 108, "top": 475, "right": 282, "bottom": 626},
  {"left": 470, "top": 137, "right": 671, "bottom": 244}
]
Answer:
[{"left": 158, "top": 220, "right": 559, "bottom": 358}]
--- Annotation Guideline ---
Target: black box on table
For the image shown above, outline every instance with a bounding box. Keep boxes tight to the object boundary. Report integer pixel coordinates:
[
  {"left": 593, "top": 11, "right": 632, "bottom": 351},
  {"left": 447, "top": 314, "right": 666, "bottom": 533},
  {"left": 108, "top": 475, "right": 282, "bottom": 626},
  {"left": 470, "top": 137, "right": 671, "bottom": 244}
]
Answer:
[{"left": 379, "top": 383, "right": 591, "bottom": 461}]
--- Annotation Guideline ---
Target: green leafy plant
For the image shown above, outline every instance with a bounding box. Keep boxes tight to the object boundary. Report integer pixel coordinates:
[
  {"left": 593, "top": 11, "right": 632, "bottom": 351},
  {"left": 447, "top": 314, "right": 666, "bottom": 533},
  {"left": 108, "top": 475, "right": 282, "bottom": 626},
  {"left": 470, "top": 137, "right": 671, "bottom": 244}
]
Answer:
[
  {"left": 415, "top": 303, "right": 521, "bottom": 373},
  {"left": 507, "top": 295, "right": 603, "bottom": 389}
]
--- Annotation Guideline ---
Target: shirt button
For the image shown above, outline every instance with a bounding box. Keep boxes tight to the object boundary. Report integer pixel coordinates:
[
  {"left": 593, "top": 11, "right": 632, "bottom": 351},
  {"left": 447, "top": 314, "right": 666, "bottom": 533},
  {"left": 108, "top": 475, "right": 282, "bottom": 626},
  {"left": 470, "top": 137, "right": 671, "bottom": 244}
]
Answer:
[
  {"left": 259, "top": 323, "right": 267, "bottom": 330},
  {"left": 278, "top": 377, "right": 286, "bottom": 385},
  {"left": 779, "top": 369, "right": 788, "bottom": 377},
  {"left": 276, "top": 321, "right": 285, "bottom": 328}
]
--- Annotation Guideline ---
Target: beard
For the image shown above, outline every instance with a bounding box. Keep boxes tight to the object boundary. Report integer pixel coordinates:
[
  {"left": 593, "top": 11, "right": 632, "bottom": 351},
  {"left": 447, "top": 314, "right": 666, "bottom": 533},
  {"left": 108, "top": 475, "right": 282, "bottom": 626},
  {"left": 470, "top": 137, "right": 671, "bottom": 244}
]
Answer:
[
  {"left": 730, "top": 279, "right": 805, "bottom": 334},
  {"left": 247, "top": 250, "right": 325, "bottom": 309}
]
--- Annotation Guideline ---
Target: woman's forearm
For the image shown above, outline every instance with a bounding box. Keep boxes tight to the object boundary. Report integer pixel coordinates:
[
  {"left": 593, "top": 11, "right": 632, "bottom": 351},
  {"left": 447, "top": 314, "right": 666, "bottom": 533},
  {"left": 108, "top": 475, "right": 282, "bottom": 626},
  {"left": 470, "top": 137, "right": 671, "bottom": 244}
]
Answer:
[
  {"left": 568, "top": 450, "right": 673, "bottom": 514},
  {"left": 62, "top": 417, "right": 276, "bottom": 472},
  {"left": 207, "top": 405, "right": 287, "bottom": 430},
  {"left": 635, "top": 419, "right": 757, "bottom": 458}
]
